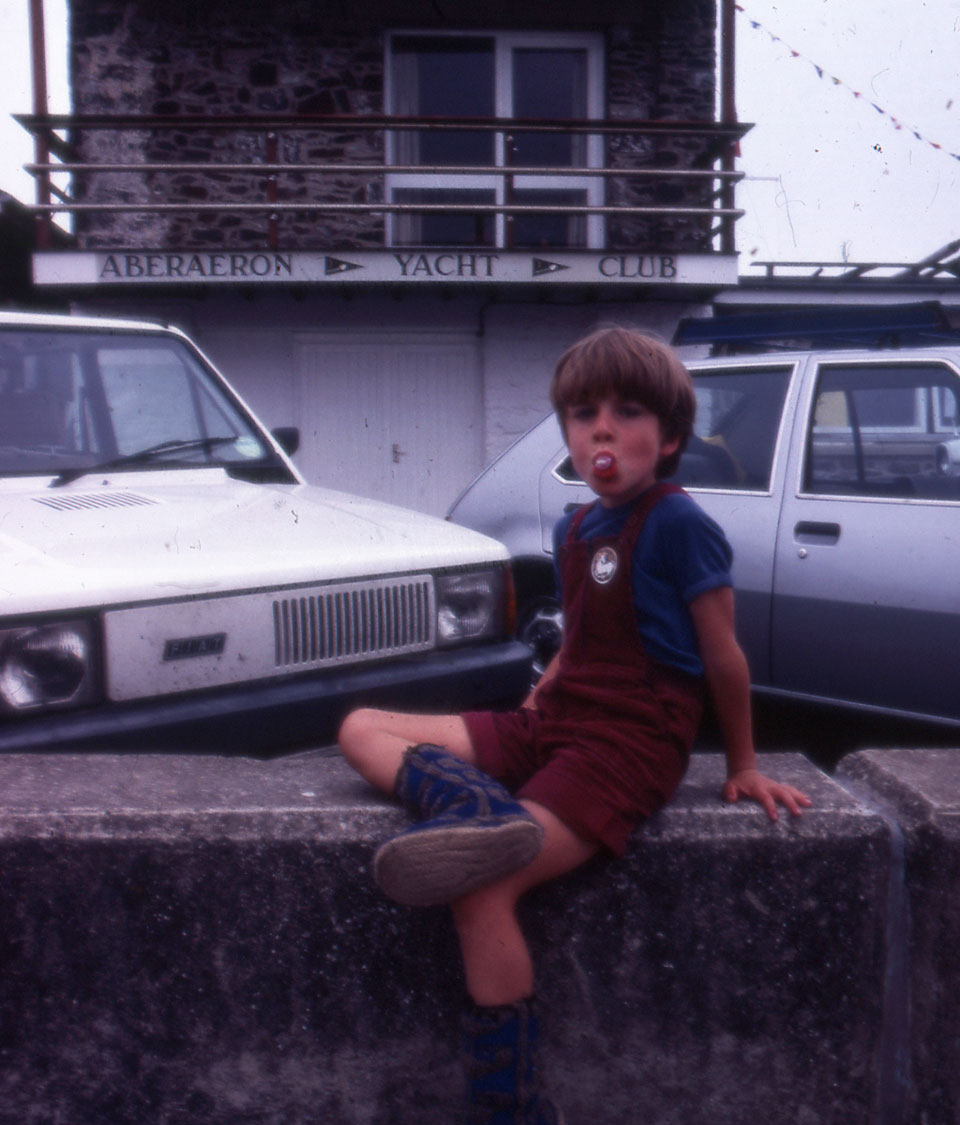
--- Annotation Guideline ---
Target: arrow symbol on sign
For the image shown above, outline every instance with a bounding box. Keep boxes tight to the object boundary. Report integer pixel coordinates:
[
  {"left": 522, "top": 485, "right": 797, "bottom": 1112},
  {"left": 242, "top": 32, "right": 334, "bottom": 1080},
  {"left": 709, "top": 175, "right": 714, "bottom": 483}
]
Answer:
[
  {"left": 532, "top": 258, "right": 569, "bottom": 276},
  {"left": 324, "top": 257, "right": 364, "bottom": 275}
]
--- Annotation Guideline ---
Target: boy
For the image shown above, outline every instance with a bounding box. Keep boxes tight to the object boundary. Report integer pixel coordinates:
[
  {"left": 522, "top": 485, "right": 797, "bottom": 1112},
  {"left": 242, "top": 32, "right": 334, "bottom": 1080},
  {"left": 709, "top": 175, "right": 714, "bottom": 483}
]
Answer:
[{"left": 338, "top": 326, "right": 811, "bottom": 1125}]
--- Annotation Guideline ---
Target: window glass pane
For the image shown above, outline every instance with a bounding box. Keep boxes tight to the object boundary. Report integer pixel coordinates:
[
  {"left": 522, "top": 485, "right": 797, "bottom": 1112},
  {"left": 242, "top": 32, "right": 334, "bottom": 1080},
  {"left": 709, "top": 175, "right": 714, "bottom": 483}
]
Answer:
[
  {"left": 99, "top": 349, "right": 196, "bottom": 454},
  {"left": 391, "top": 36, "right": 495, "bottom": 166},
  {"left": 393, "top": 188, "right": 496, "bottom": 246},
  {"left": 98, "top": 345, "right": 260, "bottom": 460},
  {"left": 0, "top": 345, "right": 88, "bottom": 466},
  {"left": 512, "top": 48, "right": 587, "bottom": 166},
  {"left": 675, "top": 368, "right": 793, "bottom": 490},
  {"left": 0, "top": 330, "right": 267, "bottom": 476},
  {"left": 510, "top": 188, "right": 587, "bottom": 248},
  {"left": 806, "top": 363, "right": 960, "bottom": 499}
]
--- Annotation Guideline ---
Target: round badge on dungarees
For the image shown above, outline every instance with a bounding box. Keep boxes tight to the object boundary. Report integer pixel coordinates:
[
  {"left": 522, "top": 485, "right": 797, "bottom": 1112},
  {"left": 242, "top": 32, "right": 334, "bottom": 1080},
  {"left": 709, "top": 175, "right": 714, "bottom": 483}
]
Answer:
[{"left": 591, "top": 546, "right": 618, "bottom": 585}]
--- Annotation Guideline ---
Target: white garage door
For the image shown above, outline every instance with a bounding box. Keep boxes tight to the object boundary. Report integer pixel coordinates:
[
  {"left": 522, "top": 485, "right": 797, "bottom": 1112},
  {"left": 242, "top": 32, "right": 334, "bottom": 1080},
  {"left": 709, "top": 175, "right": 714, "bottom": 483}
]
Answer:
[{"left": 293, "top": 334, "right": 484, "bottom": 516}]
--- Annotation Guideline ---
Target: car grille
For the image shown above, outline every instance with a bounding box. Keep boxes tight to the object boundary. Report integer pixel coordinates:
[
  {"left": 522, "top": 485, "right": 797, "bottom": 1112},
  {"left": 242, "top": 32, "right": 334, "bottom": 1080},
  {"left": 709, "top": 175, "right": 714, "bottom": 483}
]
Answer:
[{"left": 272, "top": 576, "right": 435, "bottom": 668}]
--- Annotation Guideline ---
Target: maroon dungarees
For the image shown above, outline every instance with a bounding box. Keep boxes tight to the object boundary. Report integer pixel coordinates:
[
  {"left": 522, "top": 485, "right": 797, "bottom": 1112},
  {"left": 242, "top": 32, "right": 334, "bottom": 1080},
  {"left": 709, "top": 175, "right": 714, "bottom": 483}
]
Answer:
[{"left": 464, "top": 482, "right": 704, "bottom": 855}]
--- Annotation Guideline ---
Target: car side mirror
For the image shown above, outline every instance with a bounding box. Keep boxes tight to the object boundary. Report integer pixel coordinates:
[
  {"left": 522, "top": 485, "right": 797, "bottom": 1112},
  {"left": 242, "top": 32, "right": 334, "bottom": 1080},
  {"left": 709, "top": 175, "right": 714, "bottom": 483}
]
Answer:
[{"left": 272, "top": 426, "right": 300, "bottom": 457}]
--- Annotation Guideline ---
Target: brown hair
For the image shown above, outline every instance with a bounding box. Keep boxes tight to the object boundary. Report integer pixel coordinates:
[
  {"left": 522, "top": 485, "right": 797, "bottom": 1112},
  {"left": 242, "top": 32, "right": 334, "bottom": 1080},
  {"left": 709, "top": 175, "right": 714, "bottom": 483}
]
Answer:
[{"left": 549, "top": 325, "right": 696, "bottom": 478}]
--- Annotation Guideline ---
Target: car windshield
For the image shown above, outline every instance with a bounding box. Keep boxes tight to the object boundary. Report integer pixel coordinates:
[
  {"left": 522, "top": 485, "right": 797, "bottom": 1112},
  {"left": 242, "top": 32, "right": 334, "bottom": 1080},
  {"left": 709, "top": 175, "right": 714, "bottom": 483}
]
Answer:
[{"left": 0, "top": 327, "right": 280, "bottom": 479}]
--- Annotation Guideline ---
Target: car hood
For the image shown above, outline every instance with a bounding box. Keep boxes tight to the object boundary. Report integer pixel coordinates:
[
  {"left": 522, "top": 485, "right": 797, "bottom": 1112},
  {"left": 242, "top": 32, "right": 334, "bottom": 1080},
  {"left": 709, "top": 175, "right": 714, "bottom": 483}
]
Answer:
[{"left": 0, "top": 470, "right": 509, "bottom": 613}]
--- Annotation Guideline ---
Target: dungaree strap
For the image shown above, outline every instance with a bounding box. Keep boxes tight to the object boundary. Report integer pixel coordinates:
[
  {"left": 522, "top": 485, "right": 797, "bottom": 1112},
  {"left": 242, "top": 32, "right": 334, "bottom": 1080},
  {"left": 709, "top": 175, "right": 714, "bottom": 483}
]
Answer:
[{"left": 563, "top": 481, "right": 686, "bottom": 548}]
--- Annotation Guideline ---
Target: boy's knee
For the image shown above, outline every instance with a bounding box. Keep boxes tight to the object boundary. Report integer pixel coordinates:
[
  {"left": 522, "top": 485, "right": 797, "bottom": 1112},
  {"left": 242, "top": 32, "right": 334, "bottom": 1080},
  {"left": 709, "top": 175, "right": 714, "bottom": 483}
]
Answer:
[{"left": 337, "top": 707, "right": 379, "bottom": 756}]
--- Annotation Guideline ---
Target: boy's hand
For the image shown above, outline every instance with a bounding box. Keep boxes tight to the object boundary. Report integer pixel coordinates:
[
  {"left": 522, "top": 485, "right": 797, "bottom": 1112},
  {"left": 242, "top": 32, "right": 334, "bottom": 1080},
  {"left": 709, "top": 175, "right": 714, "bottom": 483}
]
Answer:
[{"left": 723, "top": 768, "right": 812, "bottom": 821}]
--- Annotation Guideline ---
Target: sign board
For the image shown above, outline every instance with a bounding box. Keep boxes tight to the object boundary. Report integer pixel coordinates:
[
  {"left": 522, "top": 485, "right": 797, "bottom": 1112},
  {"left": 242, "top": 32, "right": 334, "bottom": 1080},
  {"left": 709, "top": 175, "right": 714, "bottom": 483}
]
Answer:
[{"left": 33, "top": 250, "right": 738, "bottom": 287}]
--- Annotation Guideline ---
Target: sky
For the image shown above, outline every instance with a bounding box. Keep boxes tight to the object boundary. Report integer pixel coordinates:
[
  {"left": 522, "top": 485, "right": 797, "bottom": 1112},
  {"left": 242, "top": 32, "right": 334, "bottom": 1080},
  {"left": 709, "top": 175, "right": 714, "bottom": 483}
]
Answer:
[
  {"left": 734, "top": 0, "right": 960, "bottom": 271},
  {"left": 0, "top": 0, "right": 67, "bottom": 186},
  {"left": 0, "top": 0, "right": 957, "bottom": 271}
]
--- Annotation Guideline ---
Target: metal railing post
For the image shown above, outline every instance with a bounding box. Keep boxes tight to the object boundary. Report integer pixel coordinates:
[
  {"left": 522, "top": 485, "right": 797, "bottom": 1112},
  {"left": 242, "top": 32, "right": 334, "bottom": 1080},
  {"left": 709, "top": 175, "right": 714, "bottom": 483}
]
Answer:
[
  {"left": 28, "top": 0, "right": 52, "bottom": 250},
  {"left": 266, "top": 131, "right": 279, "bottom": 250},
  {"left": 503, "top": 132, "right": 515, "bottom": 249},
  {"left": 719, "top": 0, "right": 739, "bottom": 256}
]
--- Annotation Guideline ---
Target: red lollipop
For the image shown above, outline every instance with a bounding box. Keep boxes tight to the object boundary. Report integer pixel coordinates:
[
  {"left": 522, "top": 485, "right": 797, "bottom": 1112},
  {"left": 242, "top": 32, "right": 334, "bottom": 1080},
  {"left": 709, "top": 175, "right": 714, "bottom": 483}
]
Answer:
[{"left": 592, "top": 452, "right": 617, "bottom": 480}]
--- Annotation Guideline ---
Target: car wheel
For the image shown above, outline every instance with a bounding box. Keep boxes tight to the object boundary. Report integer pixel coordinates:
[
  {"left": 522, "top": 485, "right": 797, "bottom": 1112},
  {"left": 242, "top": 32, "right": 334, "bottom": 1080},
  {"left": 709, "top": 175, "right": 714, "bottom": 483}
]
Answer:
[{"left": 517, "top": 596, "right": 563, "bottom": 685}]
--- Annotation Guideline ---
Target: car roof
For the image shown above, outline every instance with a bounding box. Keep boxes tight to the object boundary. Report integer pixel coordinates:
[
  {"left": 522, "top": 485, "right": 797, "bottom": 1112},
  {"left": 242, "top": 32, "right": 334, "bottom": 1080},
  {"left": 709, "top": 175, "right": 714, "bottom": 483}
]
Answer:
[
  {"left": 686, "top": 346, "right": 960, "bottom": 369},
  {"left": 0, "top": 309, "right": 177, "bottom": 335}
]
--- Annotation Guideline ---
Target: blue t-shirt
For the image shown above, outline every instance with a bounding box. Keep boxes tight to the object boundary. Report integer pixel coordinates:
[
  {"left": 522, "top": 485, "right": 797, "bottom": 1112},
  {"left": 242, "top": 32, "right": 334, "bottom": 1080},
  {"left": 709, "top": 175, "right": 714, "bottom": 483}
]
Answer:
[{"left": 552, "top": 489, "right": 733, "bottom": 677}]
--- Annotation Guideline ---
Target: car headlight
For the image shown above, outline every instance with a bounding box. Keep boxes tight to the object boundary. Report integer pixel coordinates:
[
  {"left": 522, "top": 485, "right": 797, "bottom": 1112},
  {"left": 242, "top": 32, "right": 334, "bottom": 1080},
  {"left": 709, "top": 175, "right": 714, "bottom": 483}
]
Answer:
[
  {"left": 436, "top": 568, "right": 509, "bottom": 646},
  {"left": 0, "top": 621, "right": 98, "bottom": 712}
]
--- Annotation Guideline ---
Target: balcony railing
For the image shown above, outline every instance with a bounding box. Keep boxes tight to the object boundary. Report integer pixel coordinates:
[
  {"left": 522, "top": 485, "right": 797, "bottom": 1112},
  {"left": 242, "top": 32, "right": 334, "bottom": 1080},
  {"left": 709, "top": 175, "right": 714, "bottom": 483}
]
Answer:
[{"left": 16, "top": 112, "right": 748, "bottom": 256}]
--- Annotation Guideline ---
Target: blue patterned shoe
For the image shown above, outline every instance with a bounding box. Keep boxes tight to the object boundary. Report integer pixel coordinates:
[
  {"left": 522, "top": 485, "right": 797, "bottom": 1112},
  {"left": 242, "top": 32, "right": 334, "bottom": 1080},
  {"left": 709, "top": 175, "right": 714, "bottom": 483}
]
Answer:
[
  {"left": 373, "top": 744, "right": 544, "bottom": 906},
  {"left": 462, "top": 999, "right": 564, "bottom": 1124}
]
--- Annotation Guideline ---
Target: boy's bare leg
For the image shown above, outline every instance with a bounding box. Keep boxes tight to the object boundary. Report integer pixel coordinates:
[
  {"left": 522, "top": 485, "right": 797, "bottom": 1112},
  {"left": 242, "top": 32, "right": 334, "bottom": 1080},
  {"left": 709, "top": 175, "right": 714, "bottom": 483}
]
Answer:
[
  {"left": 451, "top": 800, "right": 598, "bottom": 1006},
  {"left": 337, "top": 706, "right": 477, "bottom": 794}
]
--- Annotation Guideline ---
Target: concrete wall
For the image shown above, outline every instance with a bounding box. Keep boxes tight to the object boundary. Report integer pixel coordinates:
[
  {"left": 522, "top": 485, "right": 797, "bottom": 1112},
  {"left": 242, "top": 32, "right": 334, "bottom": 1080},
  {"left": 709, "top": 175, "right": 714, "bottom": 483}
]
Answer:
[
  {"left": 2, "top": 747, "right": 957, "bottom": 1125},
  {"left": 836, "top": 750, "right": 960, "bottom": 1125}
]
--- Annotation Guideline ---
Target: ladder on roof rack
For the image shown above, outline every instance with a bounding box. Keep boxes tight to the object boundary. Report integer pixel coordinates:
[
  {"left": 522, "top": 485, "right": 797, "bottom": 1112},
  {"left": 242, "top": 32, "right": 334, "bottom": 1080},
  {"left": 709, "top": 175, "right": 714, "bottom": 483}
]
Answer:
[{"left": 673, "top": 301, "right": 960, "bottom": 353}]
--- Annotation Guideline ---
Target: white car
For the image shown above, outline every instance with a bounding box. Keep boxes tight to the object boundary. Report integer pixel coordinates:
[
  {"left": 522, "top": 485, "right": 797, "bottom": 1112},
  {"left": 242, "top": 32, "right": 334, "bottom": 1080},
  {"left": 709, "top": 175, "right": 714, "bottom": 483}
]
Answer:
[{"left": 0, "top": 311, "right": 530, "bottom": 753}]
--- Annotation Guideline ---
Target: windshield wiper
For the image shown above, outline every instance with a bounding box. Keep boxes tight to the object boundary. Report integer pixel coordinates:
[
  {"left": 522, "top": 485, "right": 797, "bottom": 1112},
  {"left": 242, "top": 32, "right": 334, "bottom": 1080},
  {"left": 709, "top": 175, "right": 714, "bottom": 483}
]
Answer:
[{"left": 49, "top": 437, "right": 241, "bottom": 488}]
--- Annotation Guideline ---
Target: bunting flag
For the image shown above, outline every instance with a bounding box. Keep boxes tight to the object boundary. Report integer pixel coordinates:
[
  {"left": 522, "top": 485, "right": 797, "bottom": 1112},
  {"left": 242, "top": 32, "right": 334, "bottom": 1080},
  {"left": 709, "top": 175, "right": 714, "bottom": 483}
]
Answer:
[{"left": 735, "top": 4, "right": 960, "bottom": 163}]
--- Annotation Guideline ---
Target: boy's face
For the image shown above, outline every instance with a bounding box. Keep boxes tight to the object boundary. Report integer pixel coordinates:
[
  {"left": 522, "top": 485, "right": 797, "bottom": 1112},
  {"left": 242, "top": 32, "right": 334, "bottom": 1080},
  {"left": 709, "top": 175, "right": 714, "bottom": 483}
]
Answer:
[{"left": 564, "top": 395, "right": 679, "bottom": 508}]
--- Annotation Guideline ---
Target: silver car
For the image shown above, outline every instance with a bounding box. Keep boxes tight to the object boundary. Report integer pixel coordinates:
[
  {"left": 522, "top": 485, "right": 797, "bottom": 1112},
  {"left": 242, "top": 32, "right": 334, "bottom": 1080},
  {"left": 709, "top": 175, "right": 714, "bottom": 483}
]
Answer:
[{"left": 448, "top": 341, "right": 960, "bottom": 727}]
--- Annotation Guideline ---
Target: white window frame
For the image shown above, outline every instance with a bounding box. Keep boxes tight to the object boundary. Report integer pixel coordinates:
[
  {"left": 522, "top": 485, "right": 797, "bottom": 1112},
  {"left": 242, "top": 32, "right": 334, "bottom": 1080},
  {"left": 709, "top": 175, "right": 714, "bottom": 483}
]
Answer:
[{"left": 384, "top": 30, "right": 605, "bottom": 249}]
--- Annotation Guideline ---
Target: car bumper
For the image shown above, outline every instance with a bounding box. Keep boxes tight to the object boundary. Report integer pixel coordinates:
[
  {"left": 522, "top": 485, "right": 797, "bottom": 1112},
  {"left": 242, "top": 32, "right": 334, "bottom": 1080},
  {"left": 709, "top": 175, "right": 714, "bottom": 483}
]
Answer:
[{"left": 0, "top": 641, "right": 533, "bottom": 755}]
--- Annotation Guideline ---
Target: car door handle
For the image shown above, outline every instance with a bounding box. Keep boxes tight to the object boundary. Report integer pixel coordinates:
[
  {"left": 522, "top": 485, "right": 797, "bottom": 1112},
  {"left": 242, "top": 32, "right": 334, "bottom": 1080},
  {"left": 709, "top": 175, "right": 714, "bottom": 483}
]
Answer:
[{"left": 794, "top": 521, "right": 840, "bottom": 545}]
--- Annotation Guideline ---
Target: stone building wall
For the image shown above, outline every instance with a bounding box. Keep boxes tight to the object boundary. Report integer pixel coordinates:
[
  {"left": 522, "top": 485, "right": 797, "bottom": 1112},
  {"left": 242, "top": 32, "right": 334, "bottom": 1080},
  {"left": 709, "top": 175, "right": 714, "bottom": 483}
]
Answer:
[
  {"left": 68, "top": 0, "right": 719, "bottom": 252},
  {"left": 606, "top": 4, "right": 720, "bottom": 251}
]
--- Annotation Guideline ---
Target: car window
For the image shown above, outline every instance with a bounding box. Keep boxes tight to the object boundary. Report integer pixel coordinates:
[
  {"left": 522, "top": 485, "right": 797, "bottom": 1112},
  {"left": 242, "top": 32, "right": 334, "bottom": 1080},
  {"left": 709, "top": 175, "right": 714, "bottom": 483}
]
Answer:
[
  {"left": 0, "top": 329, "right": 269, "bottom": 475},
  {"left": 677, "top": 366, "right": 793, "bottom": 490},
  {"left": 552, "top": 365, "right": 794, "bottom": 491},
  {"left": 804, "top": 362, "right": 960, "bottom": 500}
]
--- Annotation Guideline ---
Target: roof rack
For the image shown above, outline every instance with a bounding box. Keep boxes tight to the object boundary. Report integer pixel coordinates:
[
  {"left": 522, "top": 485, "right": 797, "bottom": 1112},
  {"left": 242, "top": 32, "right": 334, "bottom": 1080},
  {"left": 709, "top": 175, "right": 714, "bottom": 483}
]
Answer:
[{"left": 673, "top": 301, "right": 960, "bottom": 353}]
